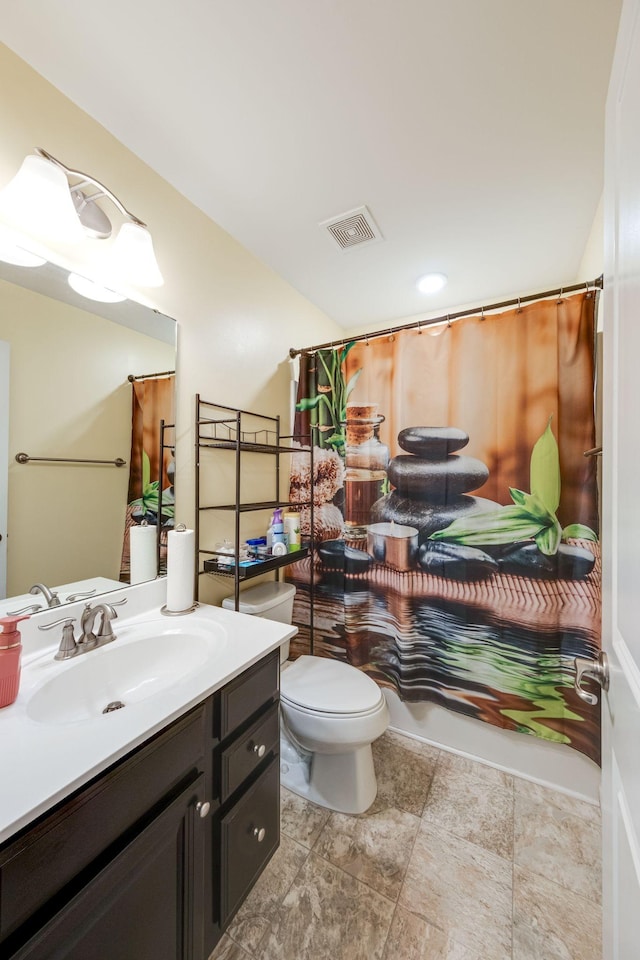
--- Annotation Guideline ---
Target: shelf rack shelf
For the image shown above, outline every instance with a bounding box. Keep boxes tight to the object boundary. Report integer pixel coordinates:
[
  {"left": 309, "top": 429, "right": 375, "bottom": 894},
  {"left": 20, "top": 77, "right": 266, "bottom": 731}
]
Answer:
[
  {"left": 202, "top": 545, "right": 310, "bottom": 580},
  {"left": 195, "top": 396, "right": 314, "bottom": 643}
]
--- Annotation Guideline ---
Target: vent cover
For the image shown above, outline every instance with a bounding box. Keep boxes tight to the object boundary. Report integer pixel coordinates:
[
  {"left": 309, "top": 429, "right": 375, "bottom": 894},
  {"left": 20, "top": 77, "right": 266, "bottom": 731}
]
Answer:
[{"left": 319, "top": 205, "right": 383, "bottom": 251}]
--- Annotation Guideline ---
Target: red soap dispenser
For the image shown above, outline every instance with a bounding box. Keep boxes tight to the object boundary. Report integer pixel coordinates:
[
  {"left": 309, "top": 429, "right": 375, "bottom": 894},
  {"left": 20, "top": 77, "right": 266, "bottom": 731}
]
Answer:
[{"left": 0, "top": 614, "right": 29, "bottom": 708}]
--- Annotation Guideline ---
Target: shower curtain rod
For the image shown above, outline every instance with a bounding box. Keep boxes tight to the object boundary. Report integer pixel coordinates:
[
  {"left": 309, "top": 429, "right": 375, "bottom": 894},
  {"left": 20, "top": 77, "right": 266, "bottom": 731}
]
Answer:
[
  {"left": 127, "top": 369, "right": 175, "bottom": 382},
  {"left": 288, "top": 275, "right": 603, "bottom": 357}
]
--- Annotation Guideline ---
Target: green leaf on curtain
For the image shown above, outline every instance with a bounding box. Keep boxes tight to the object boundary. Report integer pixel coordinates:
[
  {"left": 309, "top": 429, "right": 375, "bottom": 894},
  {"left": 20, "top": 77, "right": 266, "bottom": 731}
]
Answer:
[
  {"left": 509, "top": 488, "right": 552, "bottom": 523},
  {"left": 509, "top": 487, "right": 528, "bottom": 506},
  {"left": 530, "top": 417, "right": 561, "bottom": 513},
  {"left": 429, "top": 504, "right": 548, "bottom": 546},
  {"left": 296, "top": 395, "right": 325, "bottom": 412},
  {"left": 344, "top": 367, "right": 362, "bottom": 402},
  {"left": 535, "top": 519, "right": 563, "bottom": 556},
  {"left": 339, "top": 341, "right": 356, "bottom": 364},
  {"left": 141, "top": 450, "right": 151, "bottom": 491},
  {"left": 562, "top": 523, "right": 598, "bottom": 542}
]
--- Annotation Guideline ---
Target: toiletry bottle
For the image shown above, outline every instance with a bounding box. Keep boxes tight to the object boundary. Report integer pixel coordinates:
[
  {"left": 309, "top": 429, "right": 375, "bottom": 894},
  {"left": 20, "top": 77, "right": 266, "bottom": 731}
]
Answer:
[
  {"left": 271, "top": 507, "right": 285, "bottom": 547},
  {"left": 284, "top": 511, "right": 301, "bottom": 552},
  {"left": 0, "top": 614, "right": 29, "bottom": 708}
]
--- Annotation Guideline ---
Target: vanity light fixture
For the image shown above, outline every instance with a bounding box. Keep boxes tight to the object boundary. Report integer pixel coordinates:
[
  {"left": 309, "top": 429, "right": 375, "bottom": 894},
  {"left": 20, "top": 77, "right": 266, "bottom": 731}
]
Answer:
[
  {"left": 416, "top": 272, "right": 448, "bottom": 295},
  {"left": 67, "top": 272, "right": 127, "bottom": 304},
  {"left": 0, "top": 226, "right": 46, "bottom": 267},
  {"left": 0, "top": 149, "right": 164, "bottom": 288}
]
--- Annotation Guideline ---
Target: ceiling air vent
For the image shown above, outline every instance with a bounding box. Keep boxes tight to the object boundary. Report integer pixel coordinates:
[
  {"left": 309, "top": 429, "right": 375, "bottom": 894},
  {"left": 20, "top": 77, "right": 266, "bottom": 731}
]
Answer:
[{"left": 319, "top": 205, "right": 383, "bottom": 252}]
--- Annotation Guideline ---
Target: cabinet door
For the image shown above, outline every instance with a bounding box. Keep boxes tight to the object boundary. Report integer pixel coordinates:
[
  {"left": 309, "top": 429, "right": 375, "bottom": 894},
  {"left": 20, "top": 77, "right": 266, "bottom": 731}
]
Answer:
[{"left": 9, "top": 775, "right": 206, "bottom": 960}]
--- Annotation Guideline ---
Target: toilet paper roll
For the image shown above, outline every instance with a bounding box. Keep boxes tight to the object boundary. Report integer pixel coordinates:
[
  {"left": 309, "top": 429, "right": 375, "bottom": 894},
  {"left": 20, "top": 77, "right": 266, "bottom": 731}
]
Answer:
[
  {"left": 129, "top": 523, "right": 157, "bottom": 584},
  {"left": 166, "top": 527, "right": 195, "bottom": 612}
]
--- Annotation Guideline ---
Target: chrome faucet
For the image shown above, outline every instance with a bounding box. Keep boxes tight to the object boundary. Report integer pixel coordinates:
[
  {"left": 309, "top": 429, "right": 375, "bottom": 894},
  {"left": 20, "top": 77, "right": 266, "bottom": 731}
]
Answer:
[
  {"left": 80, "top": 602, "right": 119, "bottom": 648},
  {"left": 39, "top": 598, "right": 127, "bottom": 660},
  {"left": 29, "top": 583, "right": 61, "bottom": 608}
]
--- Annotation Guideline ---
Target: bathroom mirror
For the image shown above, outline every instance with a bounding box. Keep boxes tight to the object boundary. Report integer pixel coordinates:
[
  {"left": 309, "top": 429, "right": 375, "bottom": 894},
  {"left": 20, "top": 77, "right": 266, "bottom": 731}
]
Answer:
[{"left": 0, "top": 257, "right": 176, "bottom": 612}]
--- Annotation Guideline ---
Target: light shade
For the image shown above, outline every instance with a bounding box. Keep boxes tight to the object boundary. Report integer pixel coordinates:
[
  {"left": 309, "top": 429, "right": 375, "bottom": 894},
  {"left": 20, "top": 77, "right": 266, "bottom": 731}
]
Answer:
[
  {"left": 0, "top": 155, "right": 85, "bottom": 244},
  {"left": 68, "top": 272, "right": 127, "bottom": 303},
  {"left": 0, "top": 227, "right": 46, "bottom": 267},
  {"left": 417, "top": 272, "right": 448, "bottom": 295},
  {"left": 110, "top": 222, "right": 164, "bottom": 287}
]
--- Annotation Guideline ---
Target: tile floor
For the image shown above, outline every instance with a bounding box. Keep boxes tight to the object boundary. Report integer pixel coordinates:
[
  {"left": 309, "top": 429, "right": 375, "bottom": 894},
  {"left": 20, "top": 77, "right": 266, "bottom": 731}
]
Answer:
[{"left": 210, "top": 730, "right": 602, "bottom": 960}]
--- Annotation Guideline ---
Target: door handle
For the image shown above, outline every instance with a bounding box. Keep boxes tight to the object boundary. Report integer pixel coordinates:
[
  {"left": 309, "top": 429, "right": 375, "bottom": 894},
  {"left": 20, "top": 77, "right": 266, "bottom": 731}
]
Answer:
[{"left": 574, "top": 651, "right": 609, "bottom": 705}]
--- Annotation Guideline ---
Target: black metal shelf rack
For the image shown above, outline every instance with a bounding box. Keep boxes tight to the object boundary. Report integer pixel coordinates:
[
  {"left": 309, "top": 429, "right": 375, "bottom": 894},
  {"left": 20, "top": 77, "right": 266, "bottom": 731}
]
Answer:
[{"left": 195, "top": 396, "right": 314, "bottom": 643}]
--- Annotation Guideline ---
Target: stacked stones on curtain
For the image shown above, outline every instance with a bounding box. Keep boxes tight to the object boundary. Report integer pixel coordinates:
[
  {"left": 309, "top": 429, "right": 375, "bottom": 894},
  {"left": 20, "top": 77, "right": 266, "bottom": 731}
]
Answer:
[{"left": 371, "top": 426, "right": 500, "bottom": 579}]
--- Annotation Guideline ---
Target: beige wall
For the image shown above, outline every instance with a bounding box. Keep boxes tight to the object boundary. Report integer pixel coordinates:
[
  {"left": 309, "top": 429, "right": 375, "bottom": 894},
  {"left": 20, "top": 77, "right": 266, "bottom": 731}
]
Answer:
[
  {"left": 1, "top": 277, "right": 174, "bottom": 595},
  {"left": 577, "top": 193, "right": 604, "bottom": 285},
  {"left": 0, "top": 43, "right": 341, "bottom": 604}
]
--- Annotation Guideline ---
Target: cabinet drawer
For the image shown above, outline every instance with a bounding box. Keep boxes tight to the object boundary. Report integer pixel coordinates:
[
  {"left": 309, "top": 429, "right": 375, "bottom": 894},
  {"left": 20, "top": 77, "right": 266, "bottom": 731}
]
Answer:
[
  {"left": 0, "top": 704, "right": 206, "bottom": 944},
  {"left": 218, "top": 651, "right": 279, "bottom": 739},
  {"left": 219, "top": 757, "right": 280, "bottom": 926},
  {"left": 220, "top": 701, "right": 280, "bottom": 802}
]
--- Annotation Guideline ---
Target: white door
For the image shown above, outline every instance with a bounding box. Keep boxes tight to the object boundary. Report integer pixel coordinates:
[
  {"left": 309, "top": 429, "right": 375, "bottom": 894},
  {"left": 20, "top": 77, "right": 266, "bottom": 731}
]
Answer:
[
  {"left": 601, "top": 1, "right": 640, "bottom": 956},
  {"left": 0, "top": 340, "right": 8, "bottom": 599}
]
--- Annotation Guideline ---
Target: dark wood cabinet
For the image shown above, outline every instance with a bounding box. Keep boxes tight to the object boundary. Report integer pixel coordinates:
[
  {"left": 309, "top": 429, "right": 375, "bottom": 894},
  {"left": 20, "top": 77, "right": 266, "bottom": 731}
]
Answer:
[
  {"left": 0, "top": 650, "right": 280, "bottom": 960},
  {"left": 10, "top": 774, "right": 205, "bottom": 960}
]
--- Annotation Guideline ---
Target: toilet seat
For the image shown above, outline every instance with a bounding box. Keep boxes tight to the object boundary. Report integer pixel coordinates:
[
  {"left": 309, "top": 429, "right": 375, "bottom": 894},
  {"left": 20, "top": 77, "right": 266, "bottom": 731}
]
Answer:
[
  {"left": 280, "top": 696, "right": 387, "bottom": 721},
  {"left": 280, "top": 655, "right": 384, "bottom": 716}
]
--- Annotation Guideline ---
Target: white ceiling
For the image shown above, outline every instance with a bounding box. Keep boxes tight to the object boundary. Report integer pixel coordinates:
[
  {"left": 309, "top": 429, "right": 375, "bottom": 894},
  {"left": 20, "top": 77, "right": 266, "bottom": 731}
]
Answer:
[{"left": 0, "top": 0, "right": 621, "bottom": 329}]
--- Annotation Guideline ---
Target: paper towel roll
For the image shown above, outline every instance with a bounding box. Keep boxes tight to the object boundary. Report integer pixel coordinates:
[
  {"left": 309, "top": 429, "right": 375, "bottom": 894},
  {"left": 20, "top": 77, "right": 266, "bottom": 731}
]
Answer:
[
  {"left": 129, "top": 523, "right": 157, "bottom": 584},
  {"left": 166, "top": 526, "right": 195, "bottom": 612}
]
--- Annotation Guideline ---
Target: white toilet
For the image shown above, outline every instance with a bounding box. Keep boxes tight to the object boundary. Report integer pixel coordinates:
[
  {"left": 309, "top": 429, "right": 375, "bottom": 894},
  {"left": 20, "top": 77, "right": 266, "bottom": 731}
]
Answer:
[{"left": 222, "top": 581, "right": 389, "bottom": 814}]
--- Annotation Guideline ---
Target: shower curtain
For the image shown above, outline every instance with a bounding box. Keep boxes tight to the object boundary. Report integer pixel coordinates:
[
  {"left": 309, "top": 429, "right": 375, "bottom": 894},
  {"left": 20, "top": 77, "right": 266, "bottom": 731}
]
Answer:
[
  {"left": 288, "top": 291, "right": 601, "bottom": 763},
  {"left": 119, "top": 375, "right": 175, "bottom": 581}
]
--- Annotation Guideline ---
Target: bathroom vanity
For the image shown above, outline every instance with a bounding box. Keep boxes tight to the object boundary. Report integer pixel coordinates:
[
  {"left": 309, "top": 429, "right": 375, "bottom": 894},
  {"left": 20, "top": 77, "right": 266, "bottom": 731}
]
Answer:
[{"left": 0, "top": 588, "right": 290, "bottom": 960}]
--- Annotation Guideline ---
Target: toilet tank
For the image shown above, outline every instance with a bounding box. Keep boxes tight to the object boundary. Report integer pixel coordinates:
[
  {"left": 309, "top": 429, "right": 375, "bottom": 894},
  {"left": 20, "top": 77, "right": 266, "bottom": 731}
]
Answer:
[{"left": 221, "top": 581, "right": 296, "bottom": 662}]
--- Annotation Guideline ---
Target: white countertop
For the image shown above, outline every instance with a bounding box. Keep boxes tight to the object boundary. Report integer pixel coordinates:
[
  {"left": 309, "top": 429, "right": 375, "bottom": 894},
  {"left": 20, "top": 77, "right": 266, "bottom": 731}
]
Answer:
[
  {"left": 0, "top": 580, "right": 294, "bottom": 845},
  {"left": 0, "top": 576, "right": 125, "bottom": 618}
]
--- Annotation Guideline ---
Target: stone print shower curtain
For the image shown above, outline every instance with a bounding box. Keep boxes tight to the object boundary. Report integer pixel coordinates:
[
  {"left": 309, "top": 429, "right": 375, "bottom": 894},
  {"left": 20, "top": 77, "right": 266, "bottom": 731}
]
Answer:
[
  {"left": 119, "top": 376, "right": 175, "bottom": 580},
  {"left": 288, "top": 292, "right": 601, "bottom": 763}
]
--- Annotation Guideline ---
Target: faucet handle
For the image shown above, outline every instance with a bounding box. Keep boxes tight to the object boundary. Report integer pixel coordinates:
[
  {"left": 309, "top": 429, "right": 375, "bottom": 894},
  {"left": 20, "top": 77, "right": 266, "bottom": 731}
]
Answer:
[
  {"left": 39, "top": 617, "right": 78, "bottom": 661},
  {"left": 64, "top": 589, "right": 97, "bottom": 603},
  {"left": 7, "top": 603, "right": 44, "bottom": 615},
  {"left": 39, "top": 617, "right": 76, "bottom": 631}
]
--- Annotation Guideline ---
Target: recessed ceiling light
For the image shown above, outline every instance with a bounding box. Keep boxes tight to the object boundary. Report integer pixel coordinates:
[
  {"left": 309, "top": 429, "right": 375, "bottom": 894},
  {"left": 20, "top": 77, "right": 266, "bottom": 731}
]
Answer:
[{"left": 417, "top": 272, "right": 448, "bottom": 295}]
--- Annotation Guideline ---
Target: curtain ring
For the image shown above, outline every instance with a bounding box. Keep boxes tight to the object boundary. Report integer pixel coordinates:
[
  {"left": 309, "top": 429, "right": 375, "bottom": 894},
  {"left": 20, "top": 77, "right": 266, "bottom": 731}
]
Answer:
[
  {"left": 417, "top": 319, "right": 422, "bottom": 334},
  {"left": 557, "top": 286, "right": 564, "bottom": 304},
  {"left": 585, "top": 281, "right": 592, "bottom": 299},
  {"left": 480, "top": 306, "right": 485, "bottom": 321},
  {"left": 365, "top": 333, "right": 369, "bottom": 346},
  {"left": 517, "top": 296, "right": 522, "bottom": 313},
  {"left": 388, "top": 328, "right": 395, "bottom": 342},
  {"left": 447, "top": 314, "right": 452, "bottom": 328}
]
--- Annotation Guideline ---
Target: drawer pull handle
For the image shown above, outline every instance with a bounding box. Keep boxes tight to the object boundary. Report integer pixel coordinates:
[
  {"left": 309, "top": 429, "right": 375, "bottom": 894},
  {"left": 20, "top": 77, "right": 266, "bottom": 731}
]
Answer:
[
  {"left": 195, "top": 800, "right": 211, "bottom": 819},
  {"left": 253, "top": 826, "right": 266, "bottom": 842},
  {"left": 252, "top": 742, "right": 266, "bottom": 758}
]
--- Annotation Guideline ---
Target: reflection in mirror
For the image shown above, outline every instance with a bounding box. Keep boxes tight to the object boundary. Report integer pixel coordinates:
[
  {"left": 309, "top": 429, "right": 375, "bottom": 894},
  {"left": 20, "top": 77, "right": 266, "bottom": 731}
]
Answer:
[{"left": 0, "top": 258, "right": 176, "bottom": 614}]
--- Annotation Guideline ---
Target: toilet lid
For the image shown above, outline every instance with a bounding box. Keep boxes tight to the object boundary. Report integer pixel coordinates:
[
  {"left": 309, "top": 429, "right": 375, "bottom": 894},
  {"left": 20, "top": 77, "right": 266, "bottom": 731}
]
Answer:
[{"left": 281, "top": 656, "right": 383, "bottom": 715}]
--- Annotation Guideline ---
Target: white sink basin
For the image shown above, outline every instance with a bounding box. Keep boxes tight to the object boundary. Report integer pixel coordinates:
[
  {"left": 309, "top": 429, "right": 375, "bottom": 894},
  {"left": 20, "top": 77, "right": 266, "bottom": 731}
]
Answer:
[{"left": 26, "top": 620, "right": 227, "bottom": 725}]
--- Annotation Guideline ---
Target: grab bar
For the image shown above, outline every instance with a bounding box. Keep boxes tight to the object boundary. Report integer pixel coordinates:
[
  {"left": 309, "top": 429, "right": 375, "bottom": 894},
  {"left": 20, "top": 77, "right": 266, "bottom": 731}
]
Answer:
[{"left": 15, "top": 452, "right": 126, "bottom": 467}]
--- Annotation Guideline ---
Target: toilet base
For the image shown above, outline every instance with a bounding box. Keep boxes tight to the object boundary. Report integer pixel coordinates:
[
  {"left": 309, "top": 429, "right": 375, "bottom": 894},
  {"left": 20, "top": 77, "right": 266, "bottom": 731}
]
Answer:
[{"left": 280, "top": 730, "right": 378, "bottom": 814}]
